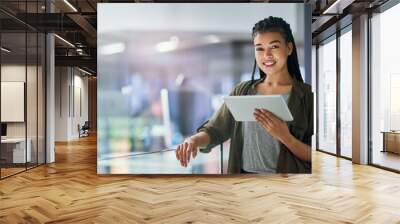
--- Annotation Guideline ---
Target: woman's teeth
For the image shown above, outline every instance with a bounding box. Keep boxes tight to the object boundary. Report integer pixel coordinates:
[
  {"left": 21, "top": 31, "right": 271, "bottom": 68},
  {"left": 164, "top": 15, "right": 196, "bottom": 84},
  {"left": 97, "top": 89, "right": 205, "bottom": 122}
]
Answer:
[{"left": 263, "top": 61, "right": 276, "bottom": 66}]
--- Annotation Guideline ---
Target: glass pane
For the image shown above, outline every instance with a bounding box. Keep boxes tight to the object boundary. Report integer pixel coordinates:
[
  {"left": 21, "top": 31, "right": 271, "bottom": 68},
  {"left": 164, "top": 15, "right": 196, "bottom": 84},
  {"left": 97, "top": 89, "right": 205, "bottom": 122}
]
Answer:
[
  {"left": 371, "top": 4, "right": 400, "bottom": 171},
  {"left": 0, "top": 1, "right": 46, "bottom": 178},
  {"left": 339, "top": 29, "right": 352, "bottom": 158},
  {"left": 25, "top": 0, "right": 38, "bottom": 169},
  {"left": 312, "top": 45, "right": 317, "bottom": 150},
  {"left": 318, "top": 37, "right": 337, "bottom": 154},
  {"left": 27, "top": 31, "right": 38, "bottom": 169},
  {"left": 38, "top": 33, "right": 45, "bottom": 165},
  {"left": 1, "top": 31, "right": 27, "bottom": 177}
]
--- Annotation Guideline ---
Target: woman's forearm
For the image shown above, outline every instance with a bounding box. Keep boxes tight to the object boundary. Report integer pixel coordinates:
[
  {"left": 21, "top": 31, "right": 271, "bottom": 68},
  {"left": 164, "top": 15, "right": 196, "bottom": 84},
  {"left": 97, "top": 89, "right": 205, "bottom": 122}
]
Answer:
[
  {"left": 281, "top": 134, "right": 311, "bottom": 162},
  {"left": 189, "top": 131, "right": 211, "bottom": 148}
]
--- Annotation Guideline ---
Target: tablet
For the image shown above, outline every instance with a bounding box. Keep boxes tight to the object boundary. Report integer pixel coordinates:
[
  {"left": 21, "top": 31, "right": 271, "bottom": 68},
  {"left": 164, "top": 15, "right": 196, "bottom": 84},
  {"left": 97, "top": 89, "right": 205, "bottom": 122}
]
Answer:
[{"left": 223, "top": 95, "right": 293, "bottom": 122}]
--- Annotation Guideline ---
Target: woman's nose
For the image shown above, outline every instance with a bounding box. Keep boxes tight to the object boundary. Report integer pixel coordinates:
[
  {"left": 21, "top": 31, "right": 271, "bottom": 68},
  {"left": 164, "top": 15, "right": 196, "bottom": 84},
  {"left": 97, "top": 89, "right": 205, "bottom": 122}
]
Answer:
[{"left": 263, "top": 49, "right": 272, "bottom": 57}]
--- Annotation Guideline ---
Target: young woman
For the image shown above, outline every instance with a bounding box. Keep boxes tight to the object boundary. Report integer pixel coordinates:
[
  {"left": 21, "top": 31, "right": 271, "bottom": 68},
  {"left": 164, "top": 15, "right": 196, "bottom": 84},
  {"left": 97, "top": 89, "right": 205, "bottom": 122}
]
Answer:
[{"left": 175, "top": 16, "right": 313, "bottom": 174}]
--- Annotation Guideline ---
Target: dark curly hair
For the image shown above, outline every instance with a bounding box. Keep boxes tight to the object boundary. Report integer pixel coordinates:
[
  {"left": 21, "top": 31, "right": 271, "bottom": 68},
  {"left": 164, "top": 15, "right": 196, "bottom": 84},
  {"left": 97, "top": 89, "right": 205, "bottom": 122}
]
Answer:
[{"left": 251, "top": 16, "right": 303, "bottom": 84}]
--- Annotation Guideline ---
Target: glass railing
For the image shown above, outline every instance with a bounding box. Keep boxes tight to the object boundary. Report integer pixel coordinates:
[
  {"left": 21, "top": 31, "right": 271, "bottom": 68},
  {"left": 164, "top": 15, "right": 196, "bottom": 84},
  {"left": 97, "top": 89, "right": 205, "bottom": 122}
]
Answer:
[{"left": 98, "top": 144, "right": 225, "bottom": 174}]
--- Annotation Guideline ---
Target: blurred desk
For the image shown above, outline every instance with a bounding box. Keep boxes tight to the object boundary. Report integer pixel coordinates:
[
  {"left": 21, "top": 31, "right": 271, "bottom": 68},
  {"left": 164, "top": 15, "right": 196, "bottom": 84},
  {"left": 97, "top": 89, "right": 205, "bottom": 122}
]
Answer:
[
  {"left": 98, "top": 147, "right": 226, "bottom": 174},
  {"left": 382, "top": 131, "right": 400, "bottom": 154},
  {"left": 1, "top": 138, "right": 31, "bottom": 163}
]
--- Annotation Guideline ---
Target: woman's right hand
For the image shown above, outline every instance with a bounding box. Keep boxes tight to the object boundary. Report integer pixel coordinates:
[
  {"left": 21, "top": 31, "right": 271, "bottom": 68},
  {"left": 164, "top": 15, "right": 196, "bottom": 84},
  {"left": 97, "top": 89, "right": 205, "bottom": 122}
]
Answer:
[{"left": 176, "top": 137, "right": 199, "bottom": 167}]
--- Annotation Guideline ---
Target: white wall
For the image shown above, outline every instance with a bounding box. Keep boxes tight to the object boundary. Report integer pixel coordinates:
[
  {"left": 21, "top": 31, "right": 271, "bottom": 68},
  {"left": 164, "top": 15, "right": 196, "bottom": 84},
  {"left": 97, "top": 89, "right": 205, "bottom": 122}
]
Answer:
[
  {"left": 1, "top": 63, "right": 46, "bottom": 164},
  {"left": 55, "top": 67, "right": 89, "bottom": 141},
  {"left": 71, "top": 73, "right": 89, "bottom": 138},
  {"left": 55, "top": 66, "right": 69, "bottom": 141},
  {"left": 1, "top": 82, "right": 25, "bottom": 122},
  {"left": 1, "top": 64, "right": 26, "bottom": 81},
  {"left": 1, "top": 65, "right": 33, "bottom": 138}
]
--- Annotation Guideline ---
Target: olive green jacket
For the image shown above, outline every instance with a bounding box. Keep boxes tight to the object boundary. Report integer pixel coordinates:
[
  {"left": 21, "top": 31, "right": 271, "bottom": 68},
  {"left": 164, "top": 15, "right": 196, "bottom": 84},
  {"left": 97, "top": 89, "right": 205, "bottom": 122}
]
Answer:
[{"left": 197, "top": 78, "right": 313, "bottom": 174}]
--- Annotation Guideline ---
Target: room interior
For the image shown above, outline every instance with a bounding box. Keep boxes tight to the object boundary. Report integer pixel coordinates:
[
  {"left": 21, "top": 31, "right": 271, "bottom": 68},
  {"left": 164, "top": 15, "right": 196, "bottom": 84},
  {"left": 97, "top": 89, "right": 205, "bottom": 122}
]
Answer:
[{"left": 0, "top": 0, "right": 399, "bottom": 222}]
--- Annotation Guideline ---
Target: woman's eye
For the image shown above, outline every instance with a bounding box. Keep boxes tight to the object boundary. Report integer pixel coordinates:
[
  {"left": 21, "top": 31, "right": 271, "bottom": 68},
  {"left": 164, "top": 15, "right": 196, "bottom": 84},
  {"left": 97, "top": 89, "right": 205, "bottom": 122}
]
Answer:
[
  {"left": 270, "top": 45, "right": 279, "bottom": 49},
  {"left": 255, "top": 48, "right": 264, "bottom": 51}
]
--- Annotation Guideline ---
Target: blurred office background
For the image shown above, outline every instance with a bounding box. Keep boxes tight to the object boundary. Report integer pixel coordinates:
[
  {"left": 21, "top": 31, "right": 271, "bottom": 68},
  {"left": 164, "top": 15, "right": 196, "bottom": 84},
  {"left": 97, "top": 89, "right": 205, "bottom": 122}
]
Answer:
[{"left": 97, "top": 3, "right": 308, "bottom": 174}]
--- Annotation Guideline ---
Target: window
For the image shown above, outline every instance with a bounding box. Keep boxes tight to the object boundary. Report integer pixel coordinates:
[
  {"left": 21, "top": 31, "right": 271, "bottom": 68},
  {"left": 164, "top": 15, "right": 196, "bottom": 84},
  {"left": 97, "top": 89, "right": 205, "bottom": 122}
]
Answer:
[
  {"left": 0, "top": 2, "right": 47, "bottom": 179},
  {"left": 317, "top": 36, "right": 337, "bottom": 154},
  {"left": 370, "top": 2, "right": 400, "bottom": 171},
  {"left": 339, "top": 28, "right": 352, "bottom": 158}
]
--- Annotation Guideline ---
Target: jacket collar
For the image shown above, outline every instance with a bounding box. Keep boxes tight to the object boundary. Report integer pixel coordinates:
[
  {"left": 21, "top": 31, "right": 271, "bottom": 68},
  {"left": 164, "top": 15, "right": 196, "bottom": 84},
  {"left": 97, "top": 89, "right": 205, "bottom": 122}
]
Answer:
[{"left": 250, "top": 77, "right": 305, "bottom": 99}]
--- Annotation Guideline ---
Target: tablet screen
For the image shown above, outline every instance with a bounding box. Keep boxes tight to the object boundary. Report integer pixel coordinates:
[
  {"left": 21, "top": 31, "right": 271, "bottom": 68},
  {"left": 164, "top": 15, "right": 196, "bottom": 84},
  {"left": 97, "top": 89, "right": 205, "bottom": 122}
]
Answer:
[{"left": 223, "top": 95, "right": 293, "bottom": 122}]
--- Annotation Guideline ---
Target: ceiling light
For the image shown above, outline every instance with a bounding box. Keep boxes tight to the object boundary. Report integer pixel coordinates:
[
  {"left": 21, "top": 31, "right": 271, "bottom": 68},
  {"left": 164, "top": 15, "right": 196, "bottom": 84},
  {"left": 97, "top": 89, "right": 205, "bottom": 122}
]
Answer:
[
  {"left": 155, "top": 41, "right": 177, "bottom": 52},
  {"left": 205, "top": 35, "right": 220, "bottom": 44},
  {"left": 77, "top": 67, "right": 92, "bottom": 76},
  {"left": 1, "top": 47, "right": 11, "bottom": 53},
  {"left": 155, "top": 37, "right": 179, "bottom": 53},
  {"left": 155, "top": 36, "right": 179, "bottom": 52},
  {"left": 54, "top": 34, "right": 75, "bottom": 48},
  {"left": 322, "top": 0, "right": 353, "bottom": 15},
  {"left": 99, "top": 42, "right": 125, "bottom": 55},
  {"left": 63, "top": 0, "right": 78, "bottom": 12}
]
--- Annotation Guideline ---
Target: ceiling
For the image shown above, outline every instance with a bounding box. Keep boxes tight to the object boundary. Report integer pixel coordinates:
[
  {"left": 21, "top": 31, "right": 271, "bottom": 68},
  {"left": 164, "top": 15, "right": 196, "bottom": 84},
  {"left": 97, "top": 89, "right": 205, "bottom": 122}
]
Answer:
[{"left": 0, "top": 0, "right": 390, "bottom": 75}]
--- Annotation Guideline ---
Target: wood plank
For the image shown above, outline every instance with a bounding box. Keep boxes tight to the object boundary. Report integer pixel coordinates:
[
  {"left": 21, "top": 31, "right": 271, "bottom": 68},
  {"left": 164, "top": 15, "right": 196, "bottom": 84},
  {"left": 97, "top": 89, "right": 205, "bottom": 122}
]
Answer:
[{"left": 0, "top": 134, "right": 399, "bottom": 223}]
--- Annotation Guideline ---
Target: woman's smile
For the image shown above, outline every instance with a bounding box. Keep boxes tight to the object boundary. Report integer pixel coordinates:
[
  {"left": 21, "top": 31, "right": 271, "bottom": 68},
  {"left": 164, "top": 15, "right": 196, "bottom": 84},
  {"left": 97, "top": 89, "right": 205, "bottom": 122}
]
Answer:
[{"left": 262, "top": 59, "right": 277, "bottom": 68}]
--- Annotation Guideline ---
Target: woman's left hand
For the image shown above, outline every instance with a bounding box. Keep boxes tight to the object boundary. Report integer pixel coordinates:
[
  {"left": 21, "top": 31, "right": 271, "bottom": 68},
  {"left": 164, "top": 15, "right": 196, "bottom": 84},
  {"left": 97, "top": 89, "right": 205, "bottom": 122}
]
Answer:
[{"left": 253, "top": 108, "right": 293, "bottom": 144}]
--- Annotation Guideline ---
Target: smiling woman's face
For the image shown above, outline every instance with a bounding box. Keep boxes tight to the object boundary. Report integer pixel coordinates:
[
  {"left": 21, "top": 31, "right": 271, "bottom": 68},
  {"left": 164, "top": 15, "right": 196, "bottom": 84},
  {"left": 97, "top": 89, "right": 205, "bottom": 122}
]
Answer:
[{"left": 253, "top": 31, "right": 293, "bottom": 76}]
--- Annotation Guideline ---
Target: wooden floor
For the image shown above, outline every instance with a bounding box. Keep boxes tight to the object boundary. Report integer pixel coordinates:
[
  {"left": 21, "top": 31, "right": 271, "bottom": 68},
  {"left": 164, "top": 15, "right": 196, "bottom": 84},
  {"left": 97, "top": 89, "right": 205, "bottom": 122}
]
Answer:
[
  {"left": 1, "top": 163, "right": 45, "bottom": 178},
  {"left": 0, "top": 167, "right": 26, "bottom": 178},
  {"left": 1, "top": 135, "right": 400, "bottom": 223}
]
